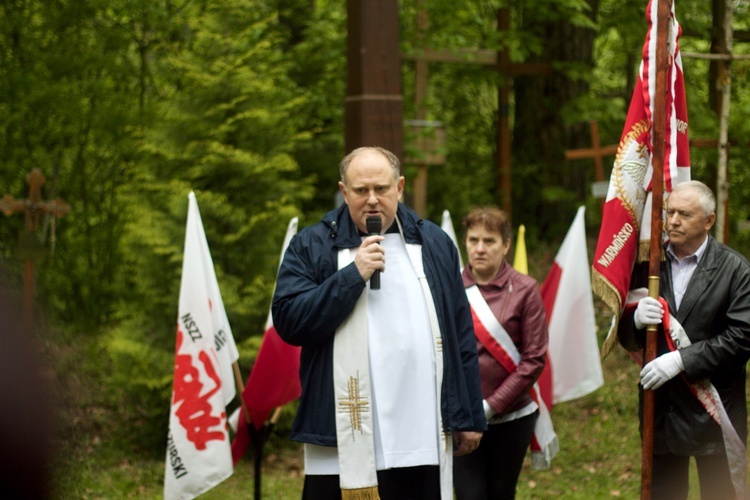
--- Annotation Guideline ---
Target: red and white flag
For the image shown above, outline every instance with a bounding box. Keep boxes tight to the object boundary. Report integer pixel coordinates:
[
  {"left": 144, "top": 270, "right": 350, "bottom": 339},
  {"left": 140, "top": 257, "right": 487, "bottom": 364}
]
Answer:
[
  {"left": 540, "top": 206, "right": 603, "bottom": 405},
  {"left": 592, "top": 0, "right": 690, "bottom": 356},
  {"left": 165, "top": 192, "right": 240, "bottom": 500},
  {"left": 231, "top": 217, "right": 302, "bottom": 464}
]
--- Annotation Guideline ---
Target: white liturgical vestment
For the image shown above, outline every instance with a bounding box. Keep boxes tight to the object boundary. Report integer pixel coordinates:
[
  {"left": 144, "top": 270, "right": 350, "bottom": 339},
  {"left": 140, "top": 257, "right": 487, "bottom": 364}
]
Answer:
[{"left": 305, "top": 233, "right": 439, "bottom": 473}]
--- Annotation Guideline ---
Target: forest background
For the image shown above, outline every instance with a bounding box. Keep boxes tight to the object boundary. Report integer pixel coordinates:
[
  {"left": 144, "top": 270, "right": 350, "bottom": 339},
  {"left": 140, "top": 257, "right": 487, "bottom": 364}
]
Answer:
[{"left": 1, "top": 0, "right": 749, "bottom": 497}]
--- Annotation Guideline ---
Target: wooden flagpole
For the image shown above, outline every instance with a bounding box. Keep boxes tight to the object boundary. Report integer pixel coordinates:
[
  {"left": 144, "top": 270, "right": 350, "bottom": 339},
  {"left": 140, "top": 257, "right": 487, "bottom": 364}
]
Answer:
[
  {"left": 233, "top": 362, "right": 253, "bottom": 426},
  {"left": 641, "top": 0, "right": 671, "bottom": 498}
]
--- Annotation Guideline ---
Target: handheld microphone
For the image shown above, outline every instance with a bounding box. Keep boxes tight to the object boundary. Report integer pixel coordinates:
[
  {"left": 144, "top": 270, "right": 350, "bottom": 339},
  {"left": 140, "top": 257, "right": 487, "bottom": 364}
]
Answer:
[{"left": 366, "top": 216, "right": 382, "bottom": 290}]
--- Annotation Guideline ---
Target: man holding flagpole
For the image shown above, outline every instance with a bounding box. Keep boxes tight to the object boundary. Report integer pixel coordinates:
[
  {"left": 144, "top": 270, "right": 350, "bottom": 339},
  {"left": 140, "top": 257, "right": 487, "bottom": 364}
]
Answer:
[
  {"left": 590, "top": 0, "right": 703, "bottom": 495},
  {"left": 272, "top": 146, "right": 485, "bottom": 499},
  {"left": 618, "top": 181, "right": 750, "bottom": 499}
]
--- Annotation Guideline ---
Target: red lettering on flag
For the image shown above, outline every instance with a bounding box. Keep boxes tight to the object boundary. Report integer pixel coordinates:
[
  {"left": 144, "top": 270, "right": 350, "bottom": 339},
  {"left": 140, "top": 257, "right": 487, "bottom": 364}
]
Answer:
[{"left": 173, "top": 328, "right": 226, "bottom": 450}]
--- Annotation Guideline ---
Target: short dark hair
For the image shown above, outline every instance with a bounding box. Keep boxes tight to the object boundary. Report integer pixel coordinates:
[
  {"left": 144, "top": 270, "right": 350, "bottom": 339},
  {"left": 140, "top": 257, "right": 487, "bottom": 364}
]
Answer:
[{"left": 462, "top": 206, "right": 512, "bottom": 244}]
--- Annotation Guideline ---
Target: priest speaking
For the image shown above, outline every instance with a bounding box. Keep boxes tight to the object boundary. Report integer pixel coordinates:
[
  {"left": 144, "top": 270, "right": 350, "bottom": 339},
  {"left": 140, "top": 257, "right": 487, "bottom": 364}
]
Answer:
[{"left": 272, "top": 146, "right": 486, "bottom": 500}]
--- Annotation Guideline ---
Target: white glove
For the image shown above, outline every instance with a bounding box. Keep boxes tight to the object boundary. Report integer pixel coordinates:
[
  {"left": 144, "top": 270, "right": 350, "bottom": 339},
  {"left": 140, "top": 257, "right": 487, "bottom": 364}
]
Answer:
[
  {"left": 634, "top": 296, "right": 663, "bottom": 330},
  {"left": 640, "top": 351, "right": 684, "bottom": 390},
  {"left": 482, "top": 400, "right": 496, "bottom": 420}
]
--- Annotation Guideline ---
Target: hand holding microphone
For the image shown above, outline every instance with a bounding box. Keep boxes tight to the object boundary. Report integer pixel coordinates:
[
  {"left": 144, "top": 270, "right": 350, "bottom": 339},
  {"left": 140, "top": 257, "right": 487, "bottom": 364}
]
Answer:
[{"left": 366, "top": 216, "right": 382, "bottom": 290}]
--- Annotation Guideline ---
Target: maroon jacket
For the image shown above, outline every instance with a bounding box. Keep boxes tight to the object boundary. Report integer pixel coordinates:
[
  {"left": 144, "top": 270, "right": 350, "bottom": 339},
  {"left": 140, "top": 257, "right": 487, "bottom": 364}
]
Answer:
[{"left": 463, "top": 260, "right": 549, "bottom": 417}]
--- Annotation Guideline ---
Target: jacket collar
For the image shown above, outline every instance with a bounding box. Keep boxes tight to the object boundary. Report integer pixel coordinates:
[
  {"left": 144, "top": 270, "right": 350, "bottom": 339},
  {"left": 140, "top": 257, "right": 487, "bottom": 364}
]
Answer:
[
  {"left": 462, "top": 259, "right": 512, "bottom": 289},
  {"left": 322, "top": 203, "right": 424, "bottom": 248},
  {"left": 667, "top": 236, "right": 717, "bottom": 320}
]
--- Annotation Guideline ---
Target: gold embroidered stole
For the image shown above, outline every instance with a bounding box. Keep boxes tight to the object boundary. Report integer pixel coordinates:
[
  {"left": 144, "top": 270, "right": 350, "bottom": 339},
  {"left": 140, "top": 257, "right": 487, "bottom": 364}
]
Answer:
[{"left": 333, "top": 219, "right": 452, "bottom": 500}]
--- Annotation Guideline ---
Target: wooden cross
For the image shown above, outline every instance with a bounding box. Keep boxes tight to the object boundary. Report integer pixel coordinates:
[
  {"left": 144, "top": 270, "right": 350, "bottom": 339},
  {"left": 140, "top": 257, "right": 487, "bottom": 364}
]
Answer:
[
  {"left": 495, "top": 8, "right": 551, "bottom": 219},
  {"left": 564, "top": 120, "right": 618, "bottom": 212},
  {"left": 401, "top": 7, "right": 551, "bottom": 219},
  {"left": 0, "top": 169, "right": 71, "bottom": 335},
  {"left": 564, "top": 123, "right": 729, "bottom": 227}
]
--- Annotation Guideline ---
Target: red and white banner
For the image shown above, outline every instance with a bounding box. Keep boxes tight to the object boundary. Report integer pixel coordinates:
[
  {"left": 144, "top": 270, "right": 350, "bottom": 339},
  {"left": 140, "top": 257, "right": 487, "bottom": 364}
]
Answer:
[
  {"left": 592, "top": 0, "right": 690, "bottom": 356},
  {"left": 165, "top": 192, "right": 240, "bottom": 500},
  {"left": 231, "top": 217, "right": 302, "bottom": 463},
  {"left": 540, "top": 206, "right": 603, "bottom": 405}
]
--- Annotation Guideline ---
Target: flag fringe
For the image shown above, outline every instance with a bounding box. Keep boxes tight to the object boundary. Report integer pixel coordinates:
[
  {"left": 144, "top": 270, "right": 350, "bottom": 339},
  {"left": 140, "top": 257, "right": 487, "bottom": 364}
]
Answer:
[
  {"left": 637, "top": 240, "right": 666, "bottom": 263},
  {"left": 638, "top": 239, "right": 651, "bottom": 263},
  {"left": 341, "top": 486, "right": 381, "bottom": 500},
  {"left": 591, "top": 270, "right": 624, "bottom": 359},
  {"left": 591, "top": 270, "right": 622, "bottom": 317}
]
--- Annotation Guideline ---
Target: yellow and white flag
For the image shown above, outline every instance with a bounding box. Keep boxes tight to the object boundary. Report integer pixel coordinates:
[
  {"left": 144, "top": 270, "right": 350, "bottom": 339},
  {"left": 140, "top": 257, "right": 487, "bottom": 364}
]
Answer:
[{"left": 513, "top": 225, "right": 528, "bottom": 275}]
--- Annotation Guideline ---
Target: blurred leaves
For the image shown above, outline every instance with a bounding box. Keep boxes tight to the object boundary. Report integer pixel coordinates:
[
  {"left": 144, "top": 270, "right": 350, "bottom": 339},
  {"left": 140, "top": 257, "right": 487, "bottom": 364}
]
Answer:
[{"left": 1, "top": 0, "right": 749, "bottom": 461}]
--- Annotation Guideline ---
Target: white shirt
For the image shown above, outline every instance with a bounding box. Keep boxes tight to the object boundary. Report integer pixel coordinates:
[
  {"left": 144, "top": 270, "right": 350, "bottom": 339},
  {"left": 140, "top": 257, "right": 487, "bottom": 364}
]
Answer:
[
  {"left": 305, "top": 233, "right": 439, "bottom": 474},
  {"left": 666, "top": 236, "right": 708, "bottom": 310}
]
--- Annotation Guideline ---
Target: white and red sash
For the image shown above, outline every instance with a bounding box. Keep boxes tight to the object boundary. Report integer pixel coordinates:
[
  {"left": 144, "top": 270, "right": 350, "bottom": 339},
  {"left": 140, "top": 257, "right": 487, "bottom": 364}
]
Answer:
[
  {"left": 466, "top": 285, "right": 559, "bottom": 470},
  {"left": 626, "top": 289, "right": 748, "bottom": 499}
]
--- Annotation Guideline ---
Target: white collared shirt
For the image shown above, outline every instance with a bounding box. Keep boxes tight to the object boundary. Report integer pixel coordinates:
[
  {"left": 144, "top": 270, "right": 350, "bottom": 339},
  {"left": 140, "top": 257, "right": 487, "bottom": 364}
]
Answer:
[{"left": 666, "top": 236, "right": 708, "bottom": 310}]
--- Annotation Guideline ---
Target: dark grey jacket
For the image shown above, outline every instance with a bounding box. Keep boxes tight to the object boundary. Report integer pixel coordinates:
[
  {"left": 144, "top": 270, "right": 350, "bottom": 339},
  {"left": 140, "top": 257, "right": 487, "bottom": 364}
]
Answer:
[
  {"left": 272, "top": 203, "right": 486, "bottom": 446},
  {"left": 619, "top": 236, "right": 750, "bottom": 455}
]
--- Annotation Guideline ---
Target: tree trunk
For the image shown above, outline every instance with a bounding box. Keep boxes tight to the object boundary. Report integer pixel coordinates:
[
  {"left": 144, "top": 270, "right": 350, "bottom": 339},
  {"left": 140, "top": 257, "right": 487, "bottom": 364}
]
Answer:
[{"left": 511, "top": 1, "right": 598, "bottom": 237}]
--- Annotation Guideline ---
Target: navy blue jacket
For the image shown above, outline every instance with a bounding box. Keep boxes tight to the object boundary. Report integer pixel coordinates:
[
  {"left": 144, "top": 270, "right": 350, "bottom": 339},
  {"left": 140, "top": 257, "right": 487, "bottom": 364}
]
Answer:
[{"left": 272, "top": 203, "right": 486, "bottom": 446}]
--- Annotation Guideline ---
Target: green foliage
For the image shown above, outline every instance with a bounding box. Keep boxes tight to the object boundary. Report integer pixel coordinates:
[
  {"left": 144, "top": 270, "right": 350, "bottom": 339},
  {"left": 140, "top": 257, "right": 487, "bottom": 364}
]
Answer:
[
  {"left": 104, "top": 319, "right": 174, "bottom": 453},
  {"left": 280, "top": 0, "right": 347, "bottom": 221},
  {"left": 101, "top": 0, "right": 316, "bottom": 444},
  {"left": 58, "top": 292, "right": 744, "bottom": 498},
  {"left": 3, "top": 0, "right": 750, "bottom": 477},
  {"left": 0, "top": 0, "right": 141, "bottom": 329}
]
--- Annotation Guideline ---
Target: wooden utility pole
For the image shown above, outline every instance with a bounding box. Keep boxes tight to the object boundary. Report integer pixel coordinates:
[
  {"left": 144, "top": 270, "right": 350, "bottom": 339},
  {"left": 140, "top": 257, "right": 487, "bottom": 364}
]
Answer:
[
  {"left": 411, "top": 0, "right": 431, "bottom": 216},
  {"left": 345, "top": 0, "right": 403, "bottom": 160},
  {"left": 0, "top": 169, "right": 70, "bottom": 335}
]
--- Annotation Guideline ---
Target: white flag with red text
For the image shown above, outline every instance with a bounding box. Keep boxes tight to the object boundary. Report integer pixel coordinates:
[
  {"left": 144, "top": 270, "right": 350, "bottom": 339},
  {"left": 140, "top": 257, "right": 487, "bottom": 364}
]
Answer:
[
  {"left": 540, "top": 206, "right": 603, "bottom": 404},
  {"left": 164, "top": 192, "right": 239, "bottom": 500}
]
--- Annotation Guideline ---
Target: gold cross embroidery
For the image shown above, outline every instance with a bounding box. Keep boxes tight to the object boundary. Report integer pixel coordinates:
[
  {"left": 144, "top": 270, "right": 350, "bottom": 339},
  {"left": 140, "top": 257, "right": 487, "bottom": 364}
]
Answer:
[
  {"left": 338, "top": 373, "right": 369, "bottom": 440},
  {"left": 435, "top": 337, "right": 443, "bottom": 352}
]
